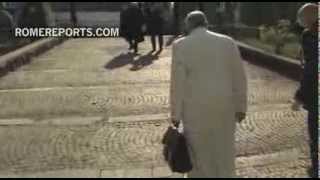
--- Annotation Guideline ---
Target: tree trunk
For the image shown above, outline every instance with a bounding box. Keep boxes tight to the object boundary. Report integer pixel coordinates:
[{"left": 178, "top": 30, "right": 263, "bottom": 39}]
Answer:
[
  {"left": 42, "top": 2, "right": 55, "bottom": 27},
  {"left": 70, "top": 2, "right": 77, "bottom": 26}
]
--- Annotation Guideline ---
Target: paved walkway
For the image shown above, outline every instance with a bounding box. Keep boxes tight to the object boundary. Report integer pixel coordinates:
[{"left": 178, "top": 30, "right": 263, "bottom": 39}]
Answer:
[{"left": 0, "top": 37, "right": 310, "bottom": 178}]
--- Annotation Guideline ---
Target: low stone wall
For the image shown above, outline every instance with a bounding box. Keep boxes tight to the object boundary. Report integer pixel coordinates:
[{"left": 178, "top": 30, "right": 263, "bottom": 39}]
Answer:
[
  {"left": 236, "top": 41, "right": 302, "bottom": 81},
  {"left": 209, "top": 25, "right": 260, "bottom": 39},
  {"left": 0, "top": 38, "right": 65, "bottom": 77}
]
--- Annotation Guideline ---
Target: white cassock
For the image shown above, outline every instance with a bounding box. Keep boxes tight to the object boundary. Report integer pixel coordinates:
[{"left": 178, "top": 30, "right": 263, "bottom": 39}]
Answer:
[{"left": 170, "top": 27, "right": 247, "bottom": 178}]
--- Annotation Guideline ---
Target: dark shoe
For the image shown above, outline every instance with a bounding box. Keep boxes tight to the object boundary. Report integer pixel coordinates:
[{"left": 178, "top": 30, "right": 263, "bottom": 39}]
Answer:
[
  {"left": 133, "top": 45, "right": 138, "bottom": 53},
  {"left": 147, "top": 50, "right": 155, "bottom": 54},
  {"left": 133, "top": 50, "right": 139, "bottom": 56},
  {"left": 155, "top": 48, "right": 163, "bottom": 56}
]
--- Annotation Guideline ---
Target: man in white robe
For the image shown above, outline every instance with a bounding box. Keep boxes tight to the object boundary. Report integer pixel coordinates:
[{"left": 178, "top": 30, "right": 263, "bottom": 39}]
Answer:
[{"left": 170, "top": 11, "right": 247, "bottom": 178}]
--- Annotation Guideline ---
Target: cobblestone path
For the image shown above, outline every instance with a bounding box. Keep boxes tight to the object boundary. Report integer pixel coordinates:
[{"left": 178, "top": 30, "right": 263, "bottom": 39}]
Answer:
[{"left": 0, "top": 38, "right": 310, "bottom": 178}]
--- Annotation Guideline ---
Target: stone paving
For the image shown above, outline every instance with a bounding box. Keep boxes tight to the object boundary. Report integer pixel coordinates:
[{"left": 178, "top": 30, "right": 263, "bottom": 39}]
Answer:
[{"left": 0, "top": 37, "right": 312, "bottom": 178}]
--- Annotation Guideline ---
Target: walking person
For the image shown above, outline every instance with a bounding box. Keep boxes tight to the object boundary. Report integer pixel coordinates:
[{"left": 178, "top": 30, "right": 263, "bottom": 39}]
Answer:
[
  {"left": 170, "top": 11, "right": 247, "bottom": 178},
  {"left": 292, "top": 3, "right": 318, "bottom": 178},
  {"left": 144, "top": 2, "right": 165, "bottom": 53},
  {"left": 119, "top": 2, "right": 144, "bottom": 54}
]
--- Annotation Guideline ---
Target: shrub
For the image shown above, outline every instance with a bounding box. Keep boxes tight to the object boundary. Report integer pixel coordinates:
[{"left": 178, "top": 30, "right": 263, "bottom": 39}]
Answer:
[{"left": 259, "top": 19, "right": 299, "bottom": 54}]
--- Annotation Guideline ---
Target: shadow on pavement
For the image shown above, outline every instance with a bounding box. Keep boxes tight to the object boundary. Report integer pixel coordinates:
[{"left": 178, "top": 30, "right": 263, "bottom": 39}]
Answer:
[
  {"left": 130, "top": 50, "right": 160, "bottom": 71},
  {"left": 104, "top": 52, "right": 135, "bottom": 70},
  {"left": 105, "top": 49, "right": 162, "bottom": 71}
]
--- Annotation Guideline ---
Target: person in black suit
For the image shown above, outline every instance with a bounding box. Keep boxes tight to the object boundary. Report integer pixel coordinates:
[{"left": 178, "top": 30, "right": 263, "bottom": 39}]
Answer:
[
  {"left": 144, "top": 2, "right": 165, "bottom": 53},
  {"left": 292, "top": 3, "right": 318, "bottom": 178},
  {"left": 120, "top": 2, "right": 145, "bottom": 54}
]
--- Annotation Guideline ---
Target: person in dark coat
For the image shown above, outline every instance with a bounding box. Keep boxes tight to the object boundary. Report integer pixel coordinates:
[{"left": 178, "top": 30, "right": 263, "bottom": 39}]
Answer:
[
  {"left": 144, "top": 2, "right": 165, "bottom": 52},
  {"left": 292, "top": 3, "right": 318, "bottom": 178},
  {"left": 120, "top": 2, "right": 145, "bottom": 54}
]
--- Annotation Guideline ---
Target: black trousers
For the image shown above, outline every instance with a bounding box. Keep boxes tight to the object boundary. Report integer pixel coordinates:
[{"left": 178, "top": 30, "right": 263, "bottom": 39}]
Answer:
[
  {"left": 126, "top": 38, "right": 138, "bottom": 53},
  {"left": 307, "top": 109, "right": 318, "bottom": 178},
  {"left": 151, "top": 35, "right": 163, "bottom": 51}
]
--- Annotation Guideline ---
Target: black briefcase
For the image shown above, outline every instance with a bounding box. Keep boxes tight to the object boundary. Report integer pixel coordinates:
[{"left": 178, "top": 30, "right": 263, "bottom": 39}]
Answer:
[{"left": 162, "top": 125, "right": 193, "bottom": 173}]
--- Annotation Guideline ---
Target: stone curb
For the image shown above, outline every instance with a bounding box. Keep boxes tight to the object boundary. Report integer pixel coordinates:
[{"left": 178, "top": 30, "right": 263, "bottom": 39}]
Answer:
[
  {"left": 0, "top": 38, "right": 65, "bottom": 77},
  {"left": 236, "top": 41, "right": 302, "bottom": 81}
]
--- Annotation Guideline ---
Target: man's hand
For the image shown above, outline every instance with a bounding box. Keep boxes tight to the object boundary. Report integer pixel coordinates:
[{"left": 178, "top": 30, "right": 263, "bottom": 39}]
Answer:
[{"left": 235, "top": 112, "right": 246, "bottom": 123}]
